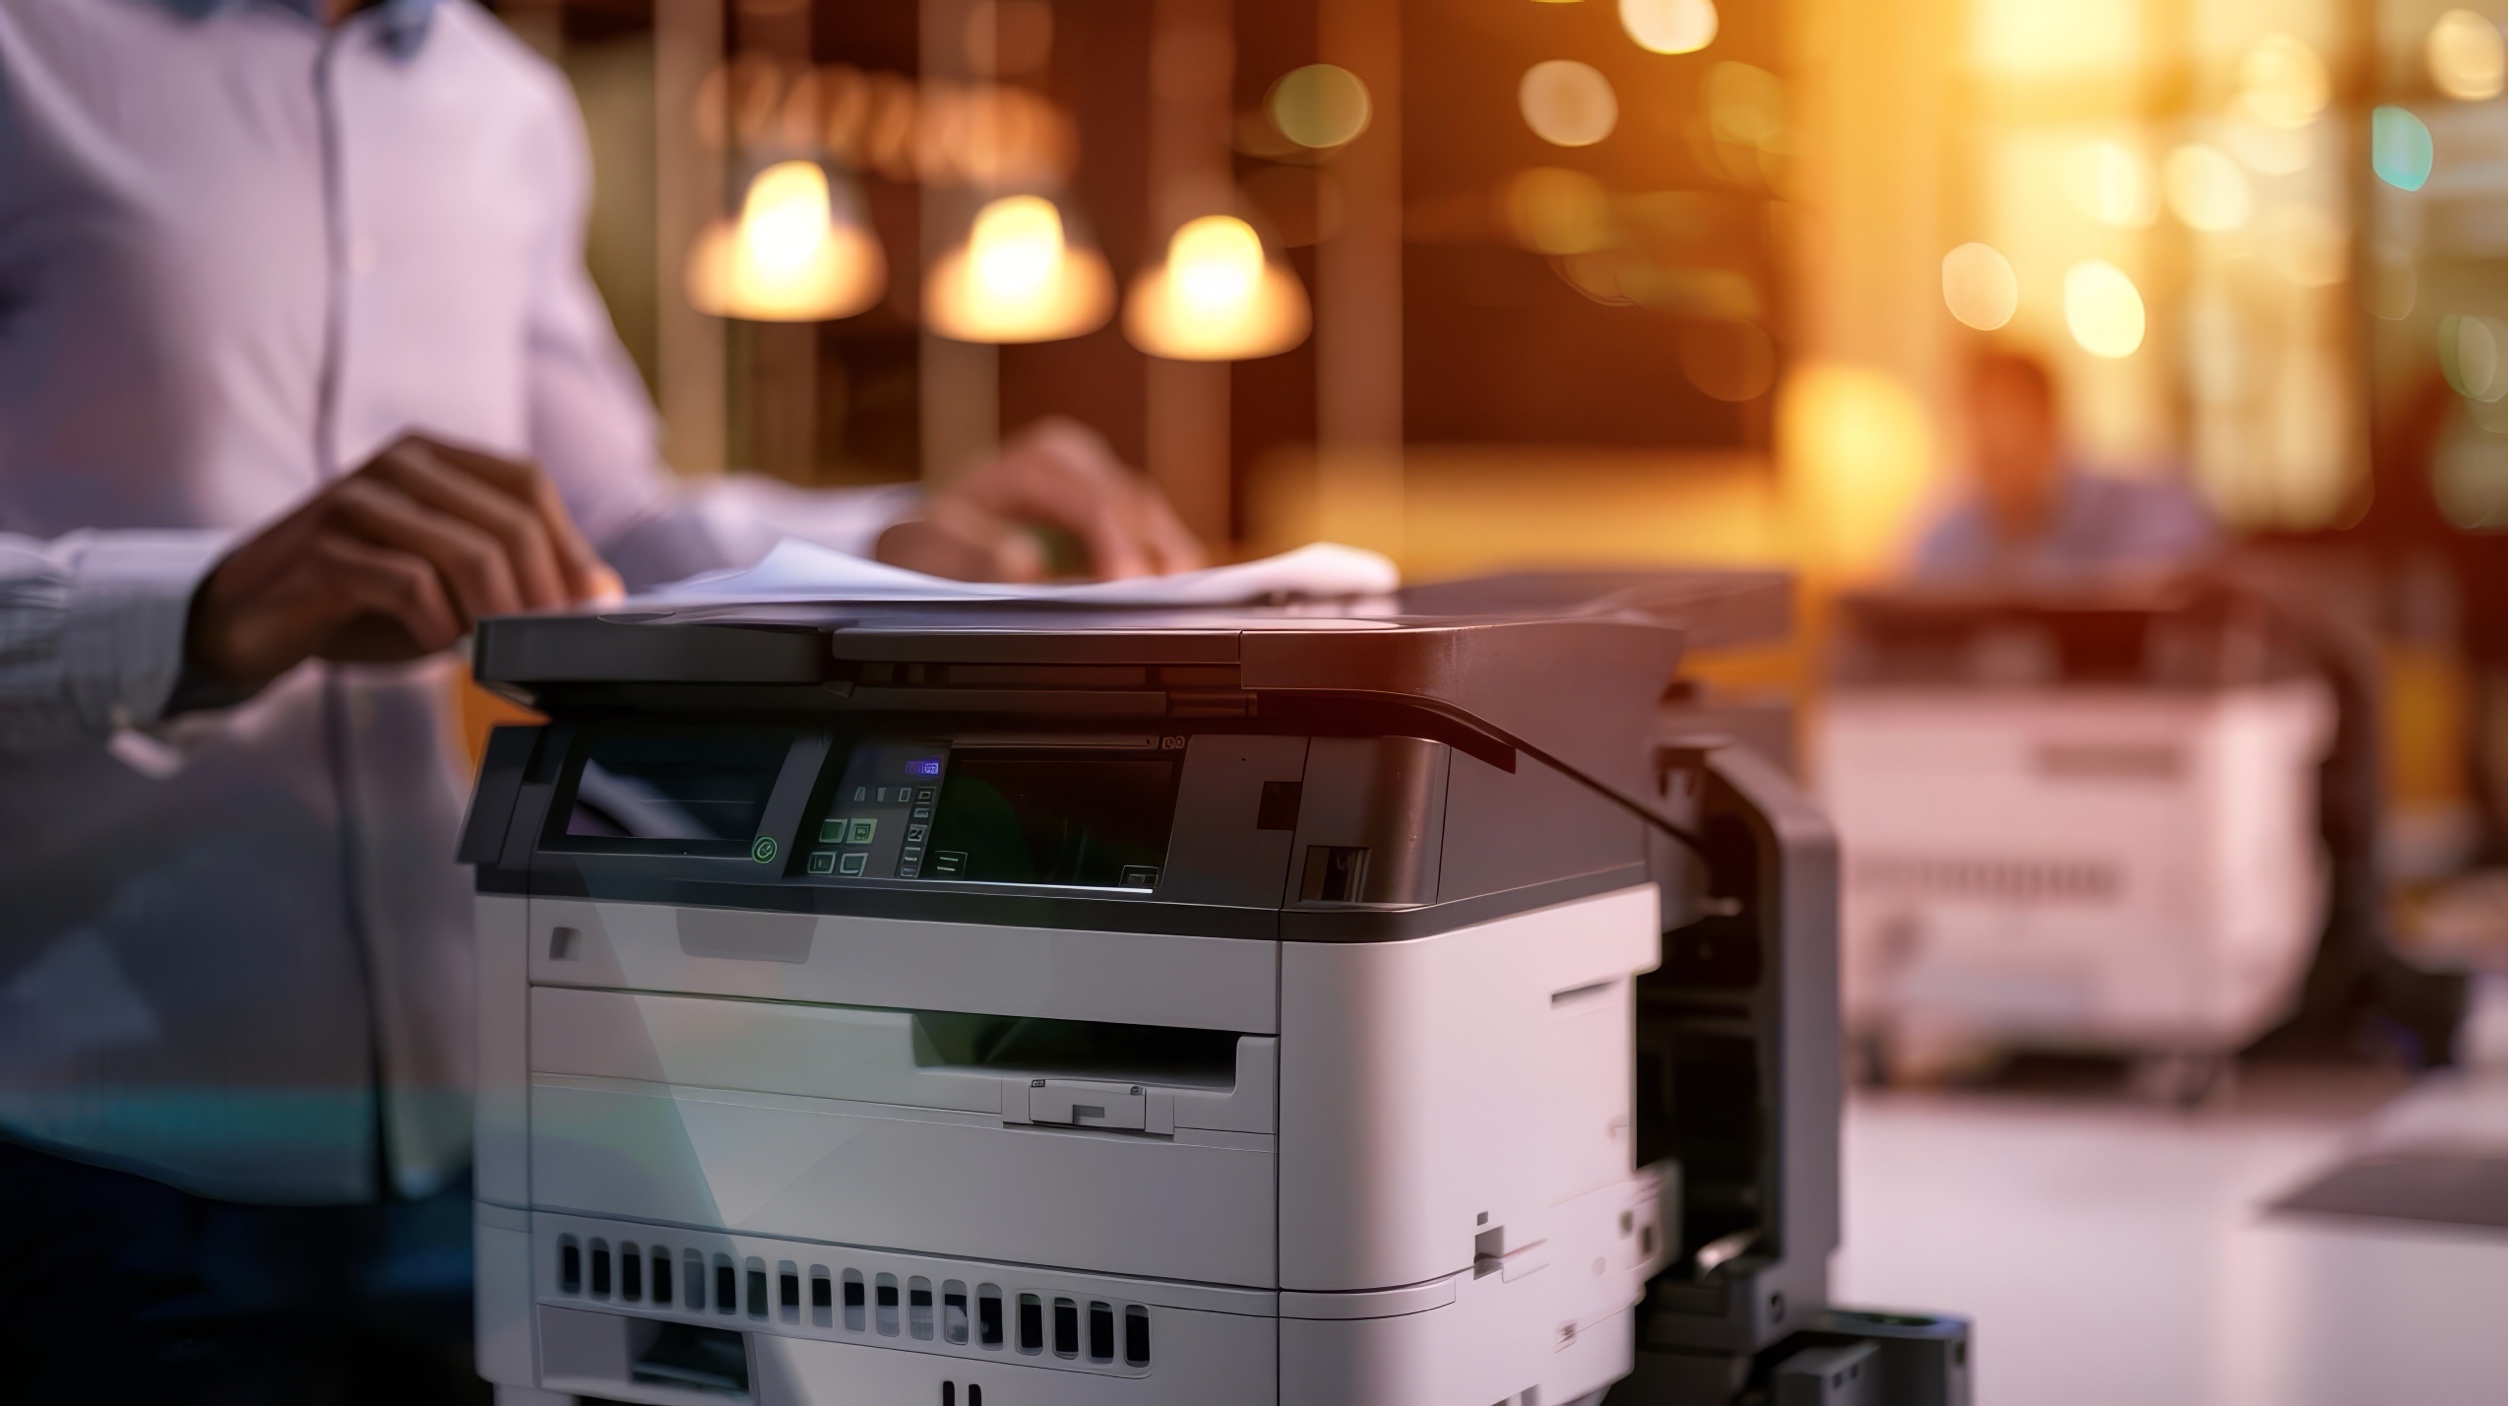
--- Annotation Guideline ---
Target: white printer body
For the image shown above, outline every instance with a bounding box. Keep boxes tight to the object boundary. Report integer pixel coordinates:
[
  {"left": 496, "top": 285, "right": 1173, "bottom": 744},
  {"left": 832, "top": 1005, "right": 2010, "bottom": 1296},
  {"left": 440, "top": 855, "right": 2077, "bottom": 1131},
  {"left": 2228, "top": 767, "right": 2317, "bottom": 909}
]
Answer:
[{"left": 460, "top": 576, "right": 1871, "bottom": 1406}]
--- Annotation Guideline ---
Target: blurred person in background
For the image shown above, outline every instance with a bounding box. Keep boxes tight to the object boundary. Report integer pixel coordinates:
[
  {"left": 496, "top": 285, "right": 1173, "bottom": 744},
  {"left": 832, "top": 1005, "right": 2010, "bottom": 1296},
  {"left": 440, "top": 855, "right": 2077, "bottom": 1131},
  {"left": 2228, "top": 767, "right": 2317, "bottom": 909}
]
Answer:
[
  {"left": 0, "top": 0, "right": 1199, "bottom": 1399},
  {"left": 1916, "top": 349, "right": 2220, "bottom": 582}
]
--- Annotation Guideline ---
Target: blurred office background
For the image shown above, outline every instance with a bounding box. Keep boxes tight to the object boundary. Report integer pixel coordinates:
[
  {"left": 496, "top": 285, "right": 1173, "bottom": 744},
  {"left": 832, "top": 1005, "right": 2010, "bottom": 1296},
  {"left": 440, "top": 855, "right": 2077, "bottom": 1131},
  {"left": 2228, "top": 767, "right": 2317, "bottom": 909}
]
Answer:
[{"left": 482, "top": 0, "right": 2508, "bottom": 1399}]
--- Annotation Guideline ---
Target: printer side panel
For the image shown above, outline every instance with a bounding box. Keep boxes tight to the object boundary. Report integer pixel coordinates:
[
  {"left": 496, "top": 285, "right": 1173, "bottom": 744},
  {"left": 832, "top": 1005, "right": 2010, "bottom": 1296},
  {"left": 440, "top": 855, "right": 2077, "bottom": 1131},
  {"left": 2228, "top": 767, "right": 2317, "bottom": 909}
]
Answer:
[{"left": 1276, "top": 883, "right": 1662, "bottom": 1293}]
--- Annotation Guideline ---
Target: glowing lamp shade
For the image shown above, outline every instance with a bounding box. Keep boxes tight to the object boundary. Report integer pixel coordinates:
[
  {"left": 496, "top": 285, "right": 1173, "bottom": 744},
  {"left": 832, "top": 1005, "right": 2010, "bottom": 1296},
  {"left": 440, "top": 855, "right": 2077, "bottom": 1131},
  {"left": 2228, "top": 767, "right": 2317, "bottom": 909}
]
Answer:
[
  {"left": 685, "top": 161, "right": 886, "bottom": 322},
  {"left": 1124, "top": 215, "right": 1310, "bottom": 361},
  {"left": 926, "top": 195, "right": 1114, "bottom": 343}
]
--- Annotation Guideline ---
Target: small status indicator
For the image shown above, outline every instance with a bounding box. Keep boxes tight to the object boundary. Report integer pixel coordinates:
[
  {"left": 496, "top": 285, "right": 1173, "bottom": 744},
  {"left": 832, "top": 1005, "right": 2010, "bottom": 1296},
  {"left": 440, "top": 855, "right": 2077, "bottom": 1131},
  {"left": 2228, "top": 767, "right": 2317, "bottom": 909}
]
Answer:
[{"left": 907, "top": 758, "right": 942, "bottom": 776}]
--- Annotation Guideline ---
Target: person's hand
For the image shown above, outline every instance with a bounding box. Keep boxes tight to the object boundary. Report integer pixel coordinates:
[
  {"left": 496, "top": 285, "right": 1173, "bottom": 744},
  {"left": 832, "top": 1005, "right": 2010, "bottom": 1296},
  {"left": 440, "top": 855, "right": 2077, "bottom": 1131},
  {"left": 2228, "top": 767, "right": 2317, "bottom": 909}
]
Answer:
[
  {"left": 187, "top": 434, "right": 624, "bottom": 694},
  {"left": 874, "top": 417, "right": 1206, "bottom": 582}
]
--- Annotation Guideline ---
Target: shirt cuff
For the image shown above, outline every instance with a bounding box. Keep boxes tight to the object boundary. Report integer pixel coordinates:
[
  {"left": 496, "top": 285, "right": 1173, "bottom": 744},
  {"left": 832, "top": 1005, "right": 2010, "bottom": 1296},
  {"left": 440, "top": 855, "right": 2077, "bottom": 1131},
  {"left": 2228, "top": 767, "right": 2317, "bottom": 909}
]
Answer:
[{"left": 60, "top": 531, "right": 233, "bottom": 730}]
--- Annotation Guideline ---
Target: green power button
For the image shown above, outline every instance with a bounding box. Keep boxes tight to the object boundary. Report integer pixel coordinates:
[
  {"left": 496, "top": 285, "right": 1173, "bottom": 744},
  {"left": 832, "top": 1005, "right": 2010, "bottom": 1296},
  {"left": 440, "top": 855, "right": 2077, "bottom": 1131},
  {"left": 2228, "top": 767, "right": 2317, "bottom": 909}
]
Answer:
[{"left": 750, "top": 835, "right": 778, "bottom": 864}]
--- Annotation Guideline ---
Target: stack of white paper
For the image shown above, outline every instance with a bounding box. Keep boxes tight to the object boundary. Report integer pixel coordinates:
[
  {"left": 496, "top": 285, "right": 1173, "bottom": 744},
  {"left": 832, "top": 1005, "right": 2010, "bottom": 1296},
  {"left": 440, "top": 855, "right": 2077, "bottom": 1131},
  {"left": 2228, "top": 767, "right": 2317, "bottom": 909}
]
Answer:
[{"left": 647, "top": 539, "right": 1400, "bottom": 606}]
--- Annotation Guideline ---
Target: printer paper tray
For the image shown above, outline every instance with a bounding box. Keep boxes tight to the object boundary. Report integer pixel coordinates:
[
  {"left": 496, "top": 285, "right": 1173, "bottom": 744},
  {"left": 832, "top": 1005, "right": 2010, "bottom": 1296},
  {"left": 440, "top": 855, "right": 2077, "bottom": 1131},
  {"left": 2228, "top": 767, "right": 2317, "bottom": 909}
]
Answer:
[{"left": 530, "top": 1075, "right": 1277, "bottom": 1286}]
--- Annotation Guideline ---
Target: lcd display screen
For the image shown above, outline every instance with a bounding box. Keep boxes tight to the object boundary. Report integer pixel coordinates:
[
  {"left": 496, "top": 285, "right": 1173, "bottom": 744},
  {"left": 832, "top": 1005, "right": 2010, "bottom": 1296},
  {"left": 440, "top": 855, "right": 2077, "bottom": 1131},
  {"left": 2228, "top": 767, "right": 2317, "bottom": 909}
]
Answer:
[
  {"left": 922, "top": 752, "right": 1181, "bottom": 888},
  {"left": 561, "top": 728, "right": 792, "bottom": 849}
]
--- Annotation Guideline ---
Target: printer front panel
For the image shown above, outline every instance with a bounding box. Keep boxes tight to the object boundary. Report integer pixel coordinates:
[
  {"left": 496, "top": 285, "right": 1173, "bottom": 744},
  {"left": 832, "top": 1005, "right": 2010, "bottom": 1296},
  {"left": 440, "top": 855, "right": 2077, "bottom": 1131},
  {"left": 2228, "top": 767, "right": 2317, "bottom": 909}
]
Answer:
[{"left": 512, "top": 896, "right": 1282, "bottom": 1286}]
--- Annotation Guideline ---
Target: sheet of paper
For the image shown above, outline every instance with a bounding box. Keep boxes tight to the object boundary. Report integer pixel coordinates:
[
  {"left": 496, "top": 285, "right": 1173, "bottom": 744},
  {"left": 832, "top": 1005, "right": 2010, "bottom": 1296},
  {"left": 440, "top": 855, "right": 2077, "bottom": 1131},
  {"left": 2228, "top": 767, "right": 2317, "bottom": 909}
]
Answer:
[{"left": 645, "top": 539, "right": 1401, "bottom": 606}]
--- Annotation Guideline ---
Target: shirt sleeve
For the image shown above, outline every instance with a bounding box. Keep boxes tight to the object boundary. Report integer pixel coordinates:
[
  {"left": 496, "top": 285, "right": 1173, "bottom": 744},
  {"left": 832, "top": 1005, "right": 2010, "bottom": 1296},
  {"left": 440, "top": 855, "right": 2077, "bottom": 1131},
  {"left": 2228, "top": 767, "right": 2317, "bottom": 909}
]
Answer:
[
  {"left": 0, "top": 530, "right": 227, "bottom": 751},
  {"left": 516, "top": 63, "right": 918, "bottom": 593}
]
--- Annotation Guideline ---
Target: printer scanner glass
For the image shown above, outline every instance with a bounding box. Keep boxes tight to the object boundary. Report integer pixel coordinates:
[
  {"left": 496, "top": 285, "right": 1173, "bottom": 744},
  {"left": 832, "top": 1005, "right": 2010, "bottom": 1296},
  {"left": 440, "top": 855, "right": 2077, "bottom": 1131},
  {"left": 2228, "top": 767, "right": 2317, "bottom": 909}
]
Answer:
[
  {"left": 560, "top": 727, "right": 792, "bottom": 850},
  {"left": 924, "top": 752, "right": 1180, "bottom": 888}
]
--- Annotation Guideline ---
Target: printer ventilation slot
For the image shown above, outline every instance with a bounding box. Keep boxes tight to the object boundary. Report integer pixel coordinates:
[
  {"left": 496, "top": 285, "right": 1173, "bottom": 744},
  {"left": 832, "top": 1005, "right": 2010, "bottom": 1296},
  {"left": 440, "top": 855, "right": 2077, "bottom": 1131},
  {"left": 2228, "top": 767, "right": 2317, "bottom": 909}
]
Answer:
[{"left": 545, "top": 1234, "right": 1153, "bottom": 1373}]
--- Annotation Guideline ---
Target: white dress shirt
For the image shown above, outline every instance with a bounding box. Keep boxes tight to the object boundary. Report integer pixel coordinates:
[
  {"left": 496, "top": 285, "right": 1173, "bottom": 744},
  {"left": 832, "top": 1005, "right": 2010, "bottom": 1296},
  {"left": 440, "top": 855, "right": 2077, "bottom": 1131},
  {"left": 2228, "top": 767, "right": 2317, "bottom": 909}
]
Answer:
[{"left": 0, "top": 0, "right": 910, "bottom": 1202}]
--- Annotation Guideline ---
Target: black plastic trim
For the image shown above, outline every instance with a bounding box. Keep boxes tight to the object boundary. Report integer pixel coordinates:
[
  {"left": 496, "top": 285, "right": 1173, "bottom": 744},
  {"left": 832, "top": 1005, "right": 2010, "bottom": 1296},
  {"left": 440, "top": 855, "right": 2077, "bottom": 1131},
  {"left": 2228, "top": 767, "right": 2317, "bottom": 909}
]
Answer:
[{"left": 490, "top": 859, "right": 1649, "bottom": 943}]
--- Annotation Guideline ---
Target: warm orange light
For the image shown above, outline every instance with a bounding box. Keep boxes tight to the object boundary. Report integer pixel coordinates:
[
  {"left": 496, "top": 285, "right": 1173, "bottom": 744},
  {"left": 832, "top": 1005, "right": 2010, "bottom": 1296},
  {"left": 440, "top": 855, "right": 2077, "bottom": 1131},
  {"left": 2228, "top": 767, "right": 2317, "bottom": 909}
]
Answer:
[
  {"left": 684, "top": 161, "right": 886, "bottom": 322},
  {"left": 1519, "top": 60, "right": 1619, "bottom": 147},
  {"left": 2430, "top": 10, "right": 2506, "bottom": 101},
  {"left": 2239, "top": 34, "right": 2328, "bottom": 130},
  {"left": 2263, "top": 205, "right": 2346, "bottom": 288},
  {"left": 2066, "top": 140, "right": 2156, "bottom": 228},
  {"left": 1505, "top": 167, "right": 1614, "bottom": 254},
  {"left": 1779, "top": 363, "right": 1935, "bottom": 579},
  {"left": 1123, "top": 215, "right": 1310, "bottom": 361},
  {"left": 2164, "top": 144, "right": 2251, "bottom": 231},
  {"left": 1940, "top": 242, "right": 2018, "bottom": 330},
  {"left": 1266, "top": 65, "right": 1372, "bottom": 150},
  {"left": 2064, "top": 260, "right": 2145, "bottom": 358},
  {"left": 925, "top": 194, "right": 1114, "bottom": 343},
  {"left": 1619, "top": 0, "right": 1718, "bottom": 56}
]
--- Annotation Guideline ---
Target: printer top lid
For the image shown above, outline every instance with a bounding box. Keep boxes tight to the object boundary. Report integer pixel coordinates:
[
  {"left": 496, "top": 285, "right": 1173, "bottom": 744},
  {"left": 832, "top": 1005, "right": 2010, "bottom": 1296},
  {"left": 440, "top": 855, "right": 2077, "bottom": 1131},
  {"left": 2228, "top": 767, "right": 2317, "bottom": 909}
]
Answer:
[{"left": 471, "top": 569, "right": 1789, "bottom": 831}]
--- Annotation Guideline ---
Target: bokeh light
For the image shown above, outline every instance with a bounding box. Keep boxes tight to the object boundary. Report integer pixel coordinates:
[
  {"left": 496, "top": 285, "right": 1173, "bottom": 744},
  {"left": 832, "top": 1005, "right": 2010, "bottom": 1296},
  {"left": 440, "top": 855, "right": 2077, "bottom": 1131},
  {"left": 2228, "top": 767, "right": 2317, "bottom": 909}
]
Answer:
[
  {"left": 1679, "top": 320, "right": 1776, "bottom": 402},
  {"left": 1267, "top": 64, "right": 1372, "bottom": 150},
  {"left": 2442, "top": 313, "right": 2508, "bottom": 402},
  {"left": 1619, "top": 0, "right": 1719, "bottom": 56},
  {"left": 1520, "top": 60, "right": 1620, "bottom": 147},
  {"left": 1123, "top": 215, "right": 1310, "bottom": 361},
  {"left": 925, "top": 194, "right": 1113, "bottom": 342},
  {"left": 1940, "top": 242, "right": 2018, "bottom": 330},
  {"left": 2239, "top": 34, "right": 2328, "bottom": 130},
  {"left": 2429, "top": 10, "right": 2506, "bottom": 102},
  {"left": 1506, "top": 167, "right": 1615, "bottom": 255},
  {"left": 2164, "top": 144, "right": 2252, "bottom": 231},
  {"left": 2373, "top": 105, "right": 2436, "bottom": 190},
  {"left": 684, "top": 161, "right": 886, "bottom": 322},
  {"left": 1779, "top": 363, "right": 1935, "bottom": 578},
  {"left": 2066, "top": 140, "right": 2156, "bottom": 227},
  {"left": 2063, "top": 260, "right": 2146, "bottom": 358},
  {"left": 2369, "top": 243, "right": 2418, "bottom": 321}
]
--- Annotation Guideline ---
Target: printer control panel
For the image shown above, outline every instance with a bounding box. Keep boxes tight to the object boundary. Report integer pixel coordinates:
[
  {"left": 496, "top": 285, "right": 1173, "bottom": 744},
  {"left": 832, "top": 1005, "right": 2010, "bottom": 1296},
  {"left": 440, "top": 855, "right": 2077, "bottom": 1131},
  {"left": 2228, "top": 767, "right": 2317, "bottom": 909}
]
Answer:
[{"left": 807, "top": 736, "right": 1184, "bottom": 892}]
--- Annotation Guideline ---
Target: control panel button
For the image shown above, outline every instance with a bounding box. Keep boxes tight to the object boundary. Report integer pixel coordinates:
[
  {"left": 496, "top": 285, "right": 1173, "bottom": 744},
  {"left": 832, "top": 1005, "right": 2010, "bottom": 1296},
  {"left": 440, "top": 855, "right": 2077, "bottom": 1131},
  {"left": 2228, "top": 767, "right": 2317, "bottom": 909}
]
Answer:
[
  {"left": 847, "top": 818, "right": 877, "bottom": 845},
  {"left": 838, "top": 852, "right": 869, "bottom": 877},
  {"left": 807, "top": 851, "right": 837, "bottom": 875}
]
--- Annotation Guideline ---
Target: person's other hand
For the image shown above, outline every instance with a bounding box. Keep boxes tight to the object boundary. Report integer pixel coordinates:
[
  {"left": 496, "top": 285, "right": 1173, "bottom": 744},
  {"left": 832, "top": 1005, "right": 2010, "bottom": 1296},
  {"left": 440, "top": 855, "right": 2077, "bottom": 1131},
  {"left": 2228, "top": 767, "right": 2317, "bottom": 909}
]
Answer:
[
  {"left": 874, "top": 417, "right": 1206, "bottom": 582},
  {"left": 187, "top": 434, "right": 624, "bottom": 694}
]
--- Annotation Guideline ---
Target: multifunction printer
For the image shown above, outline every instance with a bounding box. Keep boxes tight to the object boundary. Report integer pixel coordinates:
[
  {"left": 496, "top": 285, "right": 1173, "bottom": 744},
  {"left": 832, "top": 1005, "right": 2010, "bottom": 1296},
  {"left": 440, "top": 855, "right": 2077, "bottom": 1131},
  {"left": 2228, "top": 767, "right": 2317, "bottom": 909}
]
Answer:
[{"left": 457, "top": 572, "right": 1967, "bottom": 1406}]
